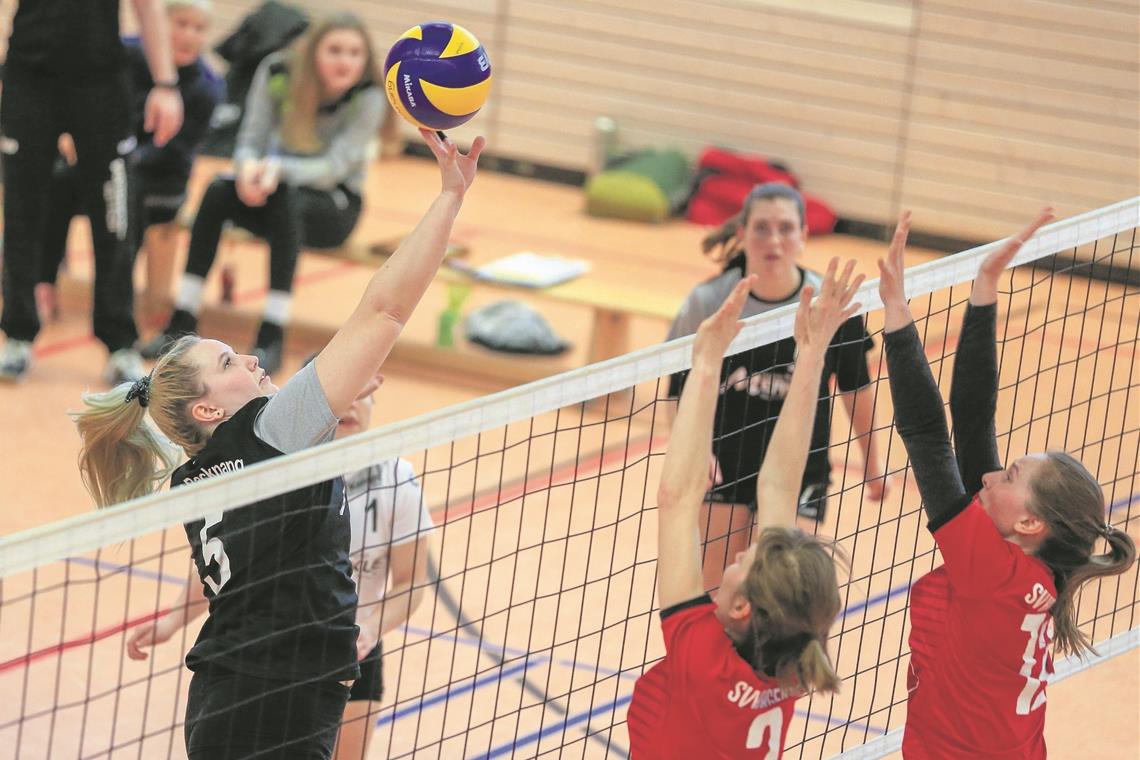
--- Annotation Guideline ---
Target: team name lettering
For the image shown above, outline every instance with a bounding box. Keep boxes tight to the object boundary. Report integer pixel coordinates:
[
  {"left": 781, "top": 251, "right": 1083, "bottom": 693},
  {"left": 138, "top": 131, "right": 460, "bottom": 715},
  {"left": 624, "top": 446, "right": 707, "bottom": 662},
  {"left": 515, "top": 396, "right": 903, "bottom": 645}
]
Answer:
[
  {"left": 726, "top": 681, "right": 793, "bottom": 710},
  {"left": 1024, "top": 582, "right": 1056, "bottom": 612},
  {"left": 185, "top": 459, "right": 245, "bottom": 482}
]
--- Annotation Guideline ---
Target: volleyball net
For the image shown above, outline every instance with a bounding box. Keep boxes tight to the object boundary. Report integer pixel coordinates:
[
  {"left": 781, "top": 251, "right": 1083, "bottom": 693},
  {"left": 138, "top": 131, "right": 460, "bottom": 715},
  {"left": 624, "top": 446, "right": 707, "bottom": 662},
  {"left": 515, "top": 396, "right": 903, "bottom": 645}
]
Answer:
[{"left": 1, "top": 198, "right": 1137, "bottom": 759}]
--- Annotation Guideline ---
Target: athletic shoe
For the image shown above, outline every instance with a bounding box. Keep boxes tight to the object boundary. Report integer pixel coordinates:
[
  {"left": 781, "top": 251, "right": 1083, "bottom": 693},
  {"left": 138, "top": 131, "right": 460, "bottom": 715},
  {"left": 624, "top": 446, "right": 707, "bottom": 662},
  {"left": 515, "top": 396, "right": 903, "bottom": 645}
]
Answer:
[
  {"left": 139, "top": 308, "right": 198, "bottom": 359},
  {"left": 796, "top": 482, "right": 830, "bottom": 522},
  {"left": 0, "top": 339, "right": 33, "bottom": 382},
  {"left": 105, "top": 348, "right": 147, "bottom": 386},
  {"left": 252, "top": 321, "right": 285, "bottom": 375}
]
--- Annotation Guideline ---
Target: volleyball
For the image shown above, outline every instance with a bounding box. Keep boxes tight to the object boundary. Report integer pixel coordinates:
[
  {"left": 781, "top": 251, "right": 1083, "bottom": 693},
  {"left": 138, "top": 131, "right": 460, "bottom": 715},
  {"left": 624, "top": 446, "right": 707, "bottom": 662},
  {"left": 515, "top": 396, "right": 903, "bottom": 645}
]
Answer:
[{"left": 383, "top": 22, "right": 493, "bottom": 131}]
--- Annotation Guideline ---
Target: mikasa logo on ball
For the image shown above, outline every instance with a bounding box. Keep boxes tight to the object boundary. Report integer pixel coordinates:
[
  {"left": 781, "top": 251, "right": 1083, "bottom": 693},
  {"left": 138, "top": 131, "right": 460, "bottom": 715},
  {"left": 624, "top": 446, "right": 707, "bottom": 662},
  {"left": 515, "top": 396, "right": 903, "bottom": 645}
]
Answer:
[{"left": 402, "top": 73, "right": 417, "bottom": 107}]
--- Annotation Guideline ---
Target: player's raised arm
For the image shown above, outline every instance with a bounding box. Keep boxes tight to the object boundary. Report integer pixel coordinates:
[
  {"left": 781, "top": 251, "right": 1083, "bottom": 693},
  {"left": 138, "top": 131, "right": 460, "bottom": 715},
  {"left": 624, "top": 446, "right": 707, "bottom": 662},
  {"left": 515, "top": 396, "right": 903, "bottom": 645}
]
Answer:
[
  {"left": 754, "top": 258, "right": 863, "bottom": 532},
  {"left": 313, "top": 130, "right": 484, "bottom": 417},
  {"left": 655, "top": 275, "right": 755, "bottom": 610}
]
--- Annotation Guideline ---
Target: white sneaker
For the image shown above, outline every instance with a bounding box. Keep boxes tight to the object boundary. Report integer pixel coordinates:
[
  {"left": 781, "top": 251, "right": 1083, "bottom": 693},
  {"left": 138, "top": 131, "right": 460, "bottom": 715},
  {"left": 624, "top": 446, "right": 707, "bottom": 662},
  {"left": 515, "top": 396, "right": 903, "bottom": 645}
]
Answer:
[
  {"left": 0, "top": 339, "right": 33, "bottom": 382},
  {"left": 105, "top": 348, "right": 147, "bottom": 386}
]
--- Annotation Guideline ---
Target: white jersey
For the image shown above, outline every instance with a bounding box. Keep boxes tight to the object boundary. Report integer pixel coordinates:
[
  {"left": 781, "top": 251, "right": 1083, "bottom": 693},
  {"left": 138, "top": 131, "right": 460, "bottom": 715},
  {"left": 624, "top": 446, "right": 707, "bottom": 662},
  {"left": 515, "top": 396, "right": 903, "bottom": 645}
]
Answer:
[{"left": 344, "top": 458, "right": 434, "bottom": 610}]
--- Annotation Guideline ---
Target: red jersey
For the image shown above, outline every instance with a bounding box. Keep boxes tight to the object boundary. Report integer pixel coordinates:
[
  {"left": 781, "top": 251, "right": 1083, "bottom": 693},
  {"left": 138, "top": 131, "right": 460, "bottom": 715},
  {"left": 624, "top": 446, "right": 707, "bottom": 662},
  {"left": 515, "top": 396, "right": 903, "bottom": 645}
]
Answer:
[
  {"left": 628, "top": 596, "right": 802, "bottom": 759},
  {"left": 904, "top": 497, "right": 1057, "bottom": 759}
]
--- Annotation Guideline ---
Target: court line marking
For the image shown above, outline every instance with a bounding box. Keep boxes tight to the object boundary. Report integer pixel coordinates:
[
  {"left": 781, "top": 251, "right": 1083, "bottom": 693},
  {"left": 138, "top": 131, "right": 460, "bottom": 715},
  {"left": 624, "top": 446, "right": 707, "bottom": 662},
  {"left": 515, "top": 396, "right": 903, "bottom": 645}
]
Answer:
[
  {"left": 16, "top": 489, "right": 1134, "bottom": 682},
  {"left": 10, "top": 493, "right": 1134, "bottom": 749},
  {"left": 374, "top": 655, "right": 549, "bottom": 728}
]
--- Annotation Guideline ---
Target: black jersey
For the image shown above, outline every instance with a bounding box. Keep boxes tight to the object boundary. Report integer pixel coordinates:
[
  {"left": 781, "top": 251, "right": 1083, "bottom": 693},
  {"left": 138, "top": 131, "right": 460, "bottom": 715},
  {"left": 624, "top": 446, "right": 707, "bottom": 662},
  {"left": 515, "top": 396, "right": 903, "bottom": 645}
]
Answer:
[
  {"left": 6, "top": 0, "right": 124, "bottom": 80},
  {"left": 174, "top": 397, "right": 360, "bottom": 683},
  {"left": 668, "top": 268, "right": 873, "bottom": 495}
]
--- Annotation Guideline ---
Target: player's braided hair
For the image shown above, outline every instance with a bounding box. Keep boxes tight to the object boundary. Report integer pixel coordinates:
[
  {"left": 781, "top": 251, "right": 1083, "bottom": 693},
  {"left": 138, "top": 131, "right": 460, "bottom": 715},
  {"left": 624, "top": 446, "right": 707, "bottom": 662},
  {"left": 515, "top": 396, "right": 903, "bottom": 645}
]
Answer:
[
  {"left": 741, "top": 527, "right": 843, "bottom": 694},
  {"left": 1028, "top": 451, "right": 1137, "bottom": 655}
]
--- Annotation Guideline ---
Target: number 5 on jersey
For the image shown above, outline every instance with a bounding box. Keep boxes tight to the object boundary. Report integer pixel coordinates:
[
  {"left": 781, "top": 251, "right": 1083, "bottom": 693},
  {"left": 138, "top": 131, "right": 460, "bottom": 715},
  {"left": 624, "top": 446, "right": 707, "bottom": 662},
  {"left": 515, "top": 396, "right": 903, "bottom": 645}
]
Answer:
[{"left": 199, "top": 512, "right": 232, "bottom": 594}]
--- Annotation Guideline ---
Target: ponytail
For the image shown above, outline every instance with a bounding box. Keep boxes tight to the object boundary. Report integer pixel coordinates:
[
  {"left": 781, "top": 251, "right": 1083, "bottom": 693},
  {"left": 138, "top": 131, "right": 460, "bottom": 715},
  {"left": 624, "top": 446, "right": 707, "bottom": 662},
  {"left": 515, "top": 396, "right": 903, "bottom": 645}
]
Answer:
[
  {"left": 701, "top": 212, "right": 744, "bottom": 270},
  {"left": 741, "top": 528, "right": 844, "bottom": 694},
  {"left": 1048, "top": 526, "right": 1136, "bottom": 655},
  {"left": 71, "top": 335, "right": 208, "bottom": 509},
  {"left": 1029, "top": 451, "right": 1139, "bottom": 656},
  {"left": 796, "top": 638, "right": 841, "bottom": 694},
  {"left": 72, "top": 384, "right": 178, "bottom": 508}
]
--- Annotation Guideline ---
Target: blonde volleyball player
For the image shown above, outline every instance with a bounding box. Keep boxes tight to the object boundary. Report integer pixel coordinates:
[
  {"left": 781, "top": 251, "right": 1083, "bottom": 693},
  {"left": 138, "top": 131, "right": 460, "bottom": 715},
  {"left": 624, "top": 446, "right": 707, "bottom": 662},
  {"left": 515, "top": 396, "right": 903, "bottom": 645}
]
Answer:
[
  {"left": 74, "top": 128, "right": 482, "bottom": 759},
  {"left": 628, "top": 258, "right": 863, "bottom": 758},
  {"left": 877, "top": 210, "right": 1136, "bottom": 758},
  {"left": 126, "top": 368, "right": 435, "bottom": 760}
]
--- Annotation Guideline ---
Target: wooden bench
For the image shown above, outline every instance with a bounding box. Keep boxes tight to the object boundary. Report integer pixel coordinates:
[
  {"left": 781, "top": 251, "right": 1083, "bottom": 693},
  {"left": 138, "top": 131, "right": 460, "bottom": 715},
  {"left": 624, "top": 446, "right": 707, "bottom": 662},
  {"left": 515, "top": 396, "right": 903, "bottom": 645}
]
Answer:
[{"left": 436, "top": 264, "right": 677, "bottom": 365}]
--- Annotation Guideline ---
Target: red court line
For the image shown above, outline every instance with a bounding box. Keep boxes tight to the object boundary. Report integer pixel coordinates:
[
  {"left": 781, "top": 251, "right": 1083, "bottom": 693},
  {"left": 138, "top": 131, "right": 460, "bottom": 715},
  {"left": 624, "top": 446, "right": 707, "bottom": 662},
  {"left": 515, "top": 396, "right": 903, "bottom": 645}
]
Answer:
[
  {"left": 436, "top": 433, "right": 664, "bottom": 523},
  {"left": 0, "top": 609, "right": 164, "bottom": 674},
  {"left": 32, "top": 255, "right": 357, "bottom": 359}
]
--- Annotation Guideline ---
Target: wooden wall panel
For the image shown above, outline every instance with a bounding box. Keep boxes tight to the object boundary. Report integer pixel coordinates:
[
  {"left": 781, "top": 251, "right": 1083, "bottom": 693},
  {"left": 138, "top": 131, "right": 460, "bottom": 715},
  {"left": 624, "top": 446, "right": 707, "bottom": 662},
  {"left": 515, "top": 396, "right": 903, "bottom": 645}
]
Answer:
[{"left": 0, "top": 0, "right": 1135, "bottom": 244}]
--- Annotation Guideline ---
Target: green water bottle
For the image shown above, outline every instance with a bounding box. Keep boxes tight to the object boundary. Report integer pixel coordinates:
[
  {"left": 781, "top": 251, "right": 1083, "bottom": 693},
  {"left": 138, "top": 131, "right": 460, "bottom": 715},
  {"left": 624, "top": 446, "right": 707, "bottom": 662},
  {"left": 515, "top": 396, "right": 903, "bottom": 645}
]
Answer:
[{"left": 437, "top": 284, "right": 471, "bottom": 348}]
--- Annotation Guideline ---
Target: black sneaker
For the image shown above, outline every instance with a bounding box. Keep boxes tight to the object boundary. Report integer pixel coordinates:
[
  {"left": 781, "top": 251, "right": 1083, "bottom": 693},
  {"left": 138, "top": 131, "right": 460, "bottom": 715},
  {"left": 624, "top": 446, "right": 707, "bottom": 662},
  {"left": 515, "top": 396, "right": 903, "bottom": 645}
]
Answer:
[
  {"left": 796, "top": 482, "right": 830, "bottom": 522},
  {"left": 251, "top": 321, "right": 285, "bottom": 375},
  {"left": 139, "top": 309, "right": 198, "bottom": 359}
]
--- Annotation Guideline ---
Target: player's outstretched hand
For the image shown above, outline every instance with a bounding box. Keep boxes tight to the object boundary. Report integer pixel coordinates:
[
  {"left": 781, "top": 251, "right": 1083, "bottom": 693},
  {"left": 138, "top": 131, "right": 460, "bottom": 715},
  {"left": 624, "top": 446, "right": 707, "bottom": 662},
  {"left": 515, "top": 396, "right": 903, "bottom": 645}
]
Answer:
[
  {"left": 421, "top": 129, "right": 485, "bottom": 200},
  {"left": 877, "top": 212, "right": 911, "bottom": 311},
  {"left": 693, "top": 274, "right": 757, "bottom": 370},
  {"left": 972, "top": 208, "right": 1054, "bottom": 306},
  {"left": 795, "top": 257, "right": 863, "bottom": 358}
]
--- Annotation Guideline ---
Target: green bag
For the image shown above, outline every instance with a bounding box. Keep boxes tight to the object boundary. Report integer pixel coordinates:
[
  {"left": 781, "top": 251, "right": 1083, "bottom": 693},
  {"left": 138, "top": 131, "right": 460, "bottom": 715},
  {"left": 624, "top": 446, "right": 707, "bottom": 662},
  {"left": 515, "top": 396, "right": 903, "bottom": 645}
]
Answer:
[{"left": 585, "top": 150, "right": 691, "bottom": 223}]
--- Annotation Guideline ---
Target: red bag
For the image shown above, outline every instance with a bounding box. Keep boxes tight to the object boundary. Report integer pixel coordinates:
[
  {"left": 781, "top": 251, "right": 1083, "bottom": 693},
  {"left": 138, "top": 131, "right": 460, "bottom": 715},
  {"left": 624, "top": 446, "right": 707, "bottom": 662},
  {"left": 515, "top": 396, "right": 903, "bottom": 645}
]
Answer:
[{"left": 685, "top": 147, "right": 837, "bottom": 235}]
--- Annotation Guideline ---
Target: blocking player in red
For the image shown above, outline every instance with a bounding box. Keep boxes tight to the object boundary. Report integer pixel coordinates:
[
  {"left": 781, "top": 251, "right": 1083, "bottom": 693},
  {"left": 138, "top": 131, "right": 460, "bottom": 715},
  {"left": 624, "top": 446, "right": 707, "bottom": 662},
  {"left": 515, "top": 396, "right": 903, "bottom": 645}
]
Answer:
[
  {"left": 877, "top": 209, "right": 1136, "bottom": 759},
  {"left": 628, "top": 258, "right": 864, "bottom": 758}
]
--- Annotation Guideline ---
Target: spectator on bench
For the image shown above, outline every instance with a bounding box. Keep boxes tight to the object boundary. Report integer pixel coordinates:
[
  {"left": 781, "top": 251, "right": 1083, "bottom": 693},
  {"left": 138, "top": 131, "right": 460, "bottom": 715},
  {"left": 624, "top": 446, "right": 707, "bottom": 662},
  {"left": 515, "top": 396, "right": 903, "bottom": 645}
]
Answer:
[{"left": 141, "top": 12, "right": 386, "bottom": 374}]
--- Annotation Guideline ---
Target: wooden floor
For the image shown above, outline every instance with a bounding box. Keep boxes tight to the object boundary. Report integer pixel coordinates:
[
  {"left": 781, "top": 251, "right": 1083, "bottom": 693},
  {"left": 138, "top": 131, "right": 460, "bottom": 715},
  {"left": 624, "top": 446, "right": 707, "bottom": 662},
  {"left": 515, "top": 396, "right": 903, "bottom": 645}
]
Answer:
[{"left": 0, "top": 156, "right": 1136, "bottom": 759}]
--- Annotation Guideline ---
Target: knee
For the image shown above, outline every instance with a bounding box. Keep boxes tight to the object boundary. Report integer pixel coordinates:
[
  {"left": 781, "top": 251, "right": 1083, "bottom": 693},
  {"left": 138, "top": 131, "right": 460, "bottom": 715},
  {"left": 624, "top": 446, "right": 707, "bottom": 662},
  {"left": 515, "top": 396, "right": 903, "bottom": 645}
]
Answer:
[{"left": 200, "top": 177, "right": 235, "bottom": 209}]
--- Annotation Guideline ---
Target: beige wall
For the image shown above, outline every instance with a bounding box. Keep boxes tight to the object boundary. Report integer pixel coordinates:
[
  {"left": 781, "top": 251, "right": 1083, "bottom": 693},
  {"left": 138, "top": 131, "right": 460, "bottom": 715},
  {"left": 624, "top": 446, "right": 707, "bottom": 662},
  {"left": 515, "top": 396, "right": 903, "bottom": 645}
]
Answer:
[{"left": 2, "top": 0, "right": 1137, "bottom": 241}]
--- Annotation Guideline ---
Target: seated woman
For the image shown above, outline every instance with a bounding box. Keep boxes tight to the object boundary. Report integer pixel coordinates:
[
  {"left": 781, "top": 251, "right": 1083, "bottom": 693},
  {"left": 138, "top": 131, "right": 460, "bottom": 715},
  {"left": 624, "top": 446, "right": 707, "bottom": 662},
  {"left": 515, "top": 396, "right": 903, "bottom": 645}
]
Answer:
[
  {"left": 628, "top": 259, "right": 864, "bottom": 758},
  {"left": 142, "top": 11, "right": 387, "bottom": 373},
  {"left": 877, "top": 209, "right": 1136, "bottom": 758}
]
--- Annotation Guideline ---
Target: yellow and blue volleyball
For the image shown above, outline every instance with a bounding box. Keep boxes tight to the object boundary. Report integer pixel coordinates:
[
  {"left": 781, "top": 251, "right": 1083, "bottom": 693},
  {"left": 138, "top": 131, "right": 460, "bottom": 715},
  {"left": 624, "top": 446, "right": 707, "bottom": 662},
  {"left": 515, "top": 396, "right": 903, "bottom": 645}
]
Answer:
[{"left": 384, "top": 22, "right": 492, "bottom": 131}]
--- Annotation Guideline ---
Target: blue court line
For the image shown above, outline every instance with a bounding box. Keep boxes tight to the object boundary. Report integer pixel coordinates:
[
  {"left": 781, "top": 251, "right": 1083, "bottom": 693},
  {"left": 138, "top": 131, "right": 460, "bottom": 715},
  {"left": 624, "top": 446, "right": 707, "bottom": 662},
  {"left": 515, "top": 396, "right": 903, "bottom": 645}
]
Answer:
[
  {"left": 402, "top": 624, "right": 634, "bottom": 682},
  {"left": 471, "top": 694, "right": 633, "bottom": 760},
  {"left": 63, "top": 488, "right": 1140, "bottom": 746},
  {"left": 1108, "top": 490, "right": 1138, "bottom": 518},
  {"left": 374, "top": 655, "right": 548, "bottom": 728},
  {"left": 66, "top": 555, "right": 186, "bottom": 587},
  {"left": 472, "top": 695, "right": 887, "bottom": 759}
]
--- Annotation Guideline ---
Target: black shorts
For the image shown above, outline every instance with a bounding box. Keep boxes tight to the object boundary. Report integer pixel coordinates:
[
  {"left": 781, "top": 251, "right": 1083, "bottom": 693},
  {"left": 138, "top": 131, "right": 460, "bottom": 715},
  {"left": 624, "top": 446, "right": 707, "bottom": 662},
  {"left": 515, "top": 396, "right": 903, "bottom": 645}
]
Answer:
[
  {"left": 184, "top": 668, "right": 349, "bottom": 760},
  {"left": 138, "top": 172, "right": 188, "bottom": 229},
  {"left": 140, "top": 191, "right": 185, "bottom": 227},
  {"left": 707, "top": 476, "right": 830, "bottom": 521},
  {"left": 348, "top": 643, "right": 383, "bottom": 702}
]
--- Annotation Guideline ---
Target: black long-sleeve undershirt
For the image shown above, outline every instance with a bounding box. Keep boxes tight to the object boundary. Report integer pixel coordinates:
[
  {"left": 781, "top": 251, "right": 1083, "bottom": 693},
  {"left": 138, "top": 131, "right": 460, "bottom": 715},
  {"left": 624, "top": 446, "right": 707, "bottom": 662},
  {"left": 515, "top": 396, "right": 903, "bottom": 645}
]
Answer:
[{"left": 883, "top": 303, "right": 1001, "bottom": 532}]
